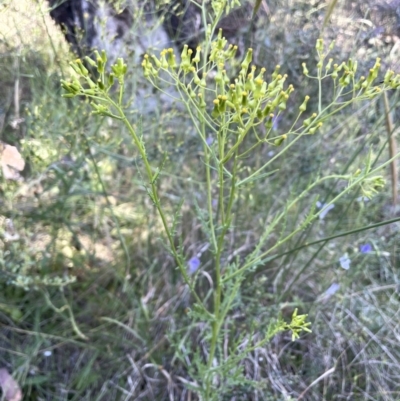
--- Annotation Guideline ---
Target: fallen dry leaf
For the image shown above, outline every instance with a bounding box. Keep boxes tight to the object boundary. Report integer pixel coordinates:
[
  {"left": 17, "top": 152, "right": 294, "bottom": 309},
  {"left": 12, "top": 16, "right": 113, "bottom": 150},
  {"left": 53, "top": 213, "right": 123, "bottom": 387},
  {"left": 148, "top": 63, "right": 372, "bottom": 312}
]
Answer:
[
  {"left": 0, "top": 368, "right": 22, "bottom": 401},
  {"left": 0, "top": 141, "right": 25, "bottom": 181}
]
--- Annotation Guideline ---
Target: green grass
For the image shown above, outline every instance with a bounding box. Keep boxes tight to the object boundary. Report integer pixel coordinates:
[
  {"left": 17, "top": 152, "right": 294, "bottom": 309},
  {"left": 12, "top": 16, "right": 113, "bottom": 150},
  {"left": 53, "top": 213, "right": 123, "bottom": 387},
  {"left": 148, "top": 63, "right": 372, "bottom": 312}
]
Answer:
[{"left": 1, "top": 0, "right": 400, "bottom": 400}]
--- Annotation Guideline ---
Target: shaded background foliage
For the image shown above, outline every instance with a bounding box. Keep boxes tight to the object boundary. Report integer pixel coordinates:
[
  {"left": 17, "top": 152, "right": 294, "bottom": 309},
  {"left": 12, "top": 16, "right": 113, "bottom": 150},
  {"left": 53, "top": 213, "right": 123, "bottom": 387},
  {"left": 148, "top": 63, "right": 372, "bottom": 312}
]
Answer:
[{"left": 1, "top": 0, "right": 400, "bottom": 400}]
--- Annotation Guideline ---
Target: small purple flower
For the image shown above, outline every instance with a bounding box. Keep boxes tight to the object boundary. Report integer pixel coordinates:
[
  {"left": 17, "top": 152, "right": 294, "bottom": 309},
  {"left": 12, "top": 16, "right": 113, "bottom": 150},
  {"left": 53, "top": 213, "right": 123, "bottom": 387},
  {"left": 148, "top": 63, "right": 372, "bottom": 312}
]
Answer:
[
  {"left": 206, "top": 136, "right": 214, "bottom": 146},
  {"left": 339, "top": 253, "right": 351, "bottom": 270},
  {"left": 316, "top": 201, "right": 335, "bottom": 220},
  {"left": 188, "top": 257, "right": 200, "bottom": 274},
  {"left": 325, "top": 283, "right": 340, "bottom": 296},
  {"left": 360, "top": 243, "right": 372, "bottom": 254}
]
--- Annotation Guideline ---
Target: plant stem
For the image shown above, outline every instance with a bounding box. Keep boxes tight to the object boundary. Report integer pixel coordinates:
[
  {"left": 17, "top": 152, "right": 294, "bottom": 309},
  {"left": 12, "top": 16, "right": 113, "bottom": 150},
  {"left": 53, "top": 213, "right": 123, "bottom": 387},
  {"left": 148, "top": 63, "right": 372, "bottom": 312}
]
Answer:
[
  {"left": 111, "top": 99, "right": 209, "bottom": 314},
  {"left": 223, "top": 154, "right": 399, "bottom": 283}
]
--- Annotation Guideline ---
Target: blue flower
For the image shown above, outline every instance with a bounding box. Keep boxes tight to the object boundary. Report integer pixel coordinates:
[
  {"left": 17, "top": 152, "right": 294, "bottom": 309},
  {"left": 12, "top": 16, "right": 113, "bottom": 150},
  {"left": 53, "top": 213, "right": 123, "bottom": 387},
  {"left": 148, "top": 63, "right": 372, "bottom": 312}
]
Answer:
[
  {"left": 206, "top": 136, "right": 213, "bottom": 146},
  {"left": 325, "top": 282, "right": 340, "bottom": 296},
  {"left": 188, "top": 257, "right": 200, "bottom": 274},
  {"left": 316, "top": 201, "right": 335, "bottom": 220},
  {"left": 360, "top": 243, "right": 372, "bottom": 254},
  {"left": 339, "top": 253, "right": 351, "bottom": 270}
]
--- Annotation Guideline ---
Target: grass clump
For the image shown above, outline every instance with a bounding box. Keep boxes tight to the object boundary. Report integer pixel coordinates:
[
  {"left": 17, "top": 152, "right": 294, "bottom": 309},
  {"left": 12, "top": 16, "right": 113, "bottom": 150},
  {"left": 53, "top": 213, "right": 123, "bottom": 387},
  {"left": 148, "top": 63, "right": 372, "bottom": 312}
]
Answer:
[{"left": 56, "top": 0, "right": 400, "bottom": 398}]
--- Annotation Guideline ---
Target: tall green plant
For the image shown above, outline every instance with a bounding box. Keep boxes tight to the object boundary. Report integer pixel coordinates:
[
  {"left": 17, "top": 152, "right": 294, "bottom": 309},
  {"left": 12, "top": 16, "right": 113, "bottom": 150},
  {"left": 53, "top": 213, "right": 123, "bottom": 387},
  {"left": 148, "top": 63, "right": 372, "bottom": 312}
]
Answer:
[{"left": 60, "top": 0, "right": 400, "bottom": 397}]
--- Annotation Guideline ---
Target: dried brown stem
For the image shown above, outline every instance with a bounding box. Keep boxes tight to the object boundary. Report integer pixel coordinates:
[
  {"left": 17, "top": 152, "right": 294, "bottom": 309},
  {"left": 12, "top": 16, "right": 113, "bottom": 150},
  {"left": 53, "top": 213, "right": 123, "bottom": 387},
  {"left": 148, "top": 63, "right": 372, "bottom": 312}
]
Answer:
[{"left": 383, "top": 91, "right": 397, "bottom": 207}]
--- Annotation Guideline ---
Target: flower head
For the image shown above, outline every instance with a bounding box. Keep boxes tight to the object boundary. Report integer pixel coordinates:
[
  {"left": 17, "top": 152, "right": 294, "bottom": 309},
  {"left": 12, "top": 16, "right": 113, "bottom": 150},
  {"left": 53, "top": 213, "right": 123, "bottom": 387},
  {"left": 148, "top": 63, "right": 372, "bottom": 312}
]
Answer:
[
  {"left": 339, "top": 253, "right": 351, "bottom": 270},
  {"left": 188, "top": 257, "right": 200, "bottom": 275},
  {"left": 360, "top": 243, "right": 372, "bottom": 254}
]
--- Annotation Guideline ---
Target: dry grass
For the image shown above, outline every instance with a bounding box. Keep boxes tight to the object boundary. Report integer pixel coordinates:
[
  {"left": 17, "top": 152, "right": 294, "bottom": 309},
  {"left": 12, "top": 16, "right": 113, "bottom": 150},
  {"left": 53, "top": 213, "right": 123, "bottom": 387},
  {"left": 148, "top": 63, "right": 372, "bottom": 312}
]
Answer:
[{"left": 0, "top": 0, "right": 68, "bottom": 60}]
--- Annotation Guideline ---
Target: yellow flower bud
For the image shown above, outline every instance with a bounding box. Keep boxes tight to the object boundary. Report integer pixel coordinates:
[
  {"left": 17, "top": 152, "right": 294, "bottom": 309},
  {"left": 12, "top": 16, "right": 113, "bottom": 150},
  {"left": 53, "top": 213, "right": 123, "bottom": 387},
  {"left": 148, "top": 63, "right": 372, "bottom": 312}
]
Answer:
[
  {"left": 302, "top": 63, "right": 309, "bottom": 75},
  {"left": 192, "top": 46, "right": 201, "bottom": 64},
  {"left": 324, "top": 58, "right": 332, "bottom": 72},
  {"left": 316, "top": 38, "right": 323, "bottom": 52},
  {"left": 272, "top": 65, "right": 281, "bottom": 80},
  {"left": 274, "top": 134, "right": 287, "bottom": 146},
  {"left": 299, "top": 95, "right": 310, "bottom": 112}
]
